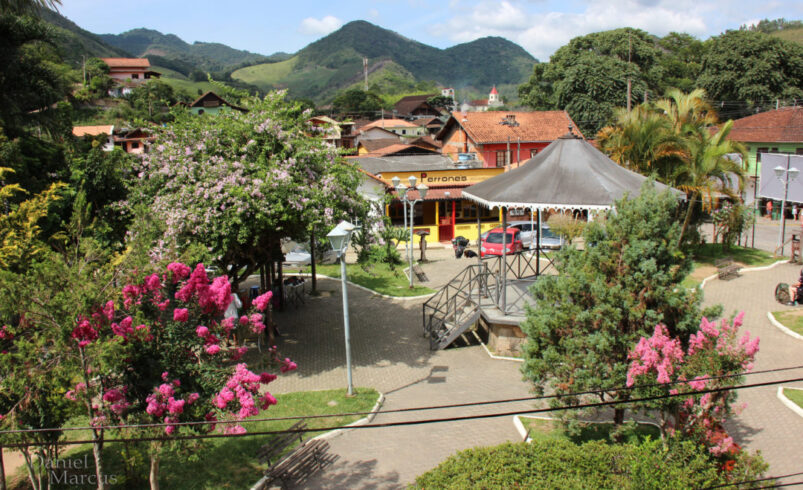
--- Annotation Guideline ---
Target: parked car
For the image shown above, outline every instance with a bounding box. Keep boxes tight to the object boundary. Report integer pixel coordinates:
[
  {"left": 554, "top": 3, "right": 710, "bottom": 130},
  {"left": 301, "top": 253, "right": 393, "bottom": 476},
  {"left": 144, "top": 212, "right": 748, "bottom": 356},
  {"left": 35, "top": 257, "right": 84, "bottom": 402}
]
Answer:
[
  {"left": 507, "top": 221, "right": 565, "bottom": 250},
  {"left": 480, "top": 227, "right": 524, "bottom": 257}
]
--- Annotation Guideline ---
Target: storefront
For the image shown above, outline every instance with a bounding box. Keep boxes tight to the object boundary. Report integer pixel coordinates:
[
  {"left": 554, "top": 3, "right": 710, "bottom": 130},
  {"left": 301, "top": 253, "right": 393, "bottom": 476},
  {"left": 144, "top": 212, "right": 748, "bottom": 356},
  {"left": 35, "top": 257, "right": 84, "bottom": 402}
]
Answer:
[{"left": 382, "top": 168, "right": 505, "bottom": 243}]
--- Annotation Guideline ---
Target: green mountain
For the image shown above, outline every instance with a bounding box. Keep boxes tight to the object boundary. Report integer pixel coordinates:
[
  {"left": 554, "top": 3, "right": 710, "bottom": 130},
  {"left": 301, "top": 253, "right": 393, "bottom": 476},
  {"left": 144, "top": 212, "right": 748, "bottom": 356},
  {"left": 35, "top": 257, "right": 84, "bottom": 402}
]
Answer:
[
  {"left": 232, "top": 20, "right": 536, "bottom": 102},
  {"left": 98, "top": 28, "right": 271, "bottom": 75},
  {"left": 39, "top": 8, "right": 131, "bottom": 65}
]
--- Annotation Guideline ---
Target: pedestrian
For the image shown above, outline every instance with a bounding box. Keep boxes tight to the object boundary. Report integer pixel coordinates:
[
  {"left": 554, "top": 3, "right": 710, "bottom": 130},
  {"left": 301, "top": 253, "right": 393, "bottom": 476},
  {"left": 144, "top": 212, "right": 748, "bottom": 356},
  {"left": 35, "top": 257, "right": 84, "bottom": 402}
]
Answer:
[
  {"left": 767, "top": 200, "right": 773, "bottom": 219},
  {"left": 225, "top": 287, "right": 243, "bottom": 343}
]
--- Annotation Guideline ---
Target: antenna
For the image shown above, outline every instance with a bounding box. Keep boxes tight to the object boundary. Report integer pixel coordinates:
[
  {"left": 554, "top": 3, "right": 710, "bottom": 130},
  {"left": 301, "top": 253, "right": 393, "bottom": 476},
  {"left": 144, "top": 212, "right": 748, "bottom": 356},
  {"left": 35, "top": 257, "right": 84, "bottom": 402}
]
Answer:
[{"left": 363, "top": 57, "right": 368, "bottom": 90}]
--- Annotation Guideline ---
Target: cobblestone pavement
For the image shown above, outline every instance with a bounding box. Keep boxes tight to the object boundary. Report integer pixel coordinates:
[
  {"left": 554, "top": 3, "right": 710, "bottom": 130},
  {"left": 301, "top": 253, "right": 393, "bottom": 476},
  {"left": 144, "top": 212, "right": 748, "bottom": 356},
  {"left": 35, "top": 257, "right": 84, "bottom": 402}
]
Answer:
[
  {"left": 268, "top": 249, "right": 536, "bottom": 488},
  {"left": 266, "top": 242, "right": 803, "bottom": 487},
  {"left": 702, "top": 261, "right": 803, "bottom": 477}
]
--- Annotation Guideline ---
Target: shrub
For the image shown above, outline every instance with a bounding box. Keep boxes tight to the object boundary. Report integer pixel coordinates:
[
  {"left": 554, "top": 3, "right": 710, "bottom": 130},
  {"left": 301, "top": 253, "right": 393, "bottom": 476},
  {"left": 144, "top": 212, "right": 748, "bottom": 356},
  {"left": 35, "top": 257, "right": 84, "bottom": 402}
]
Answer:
[{"left": 413, "top": 437, "right": 767, "bottom": 489}]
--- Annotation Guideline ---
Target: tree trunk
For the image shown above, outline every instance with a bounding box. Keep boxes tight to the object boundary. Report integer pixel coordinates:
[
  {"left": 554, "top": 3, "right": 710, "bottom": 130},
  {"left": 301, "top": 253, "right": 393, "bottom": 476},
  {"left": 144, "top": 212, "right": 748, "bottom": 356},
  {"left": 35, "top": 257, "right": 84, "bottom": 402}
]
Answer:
[
  {"left": 91, "top": 433, "right": 105, "bottom": 490},
  {"left": 21, "top": 448, "right": 38, "bottom": 490},
  {"left": 678, "top": 192, "right": 698, "bottom": 246},
  {"left": 149, "top": 452, "right": 159, "bottom": 490},
  {"left": 613, "top": 407, "right": 625, "bottom": 426},
  {"left": 310, "top": 231, "right": 317, "bottom": 293}
]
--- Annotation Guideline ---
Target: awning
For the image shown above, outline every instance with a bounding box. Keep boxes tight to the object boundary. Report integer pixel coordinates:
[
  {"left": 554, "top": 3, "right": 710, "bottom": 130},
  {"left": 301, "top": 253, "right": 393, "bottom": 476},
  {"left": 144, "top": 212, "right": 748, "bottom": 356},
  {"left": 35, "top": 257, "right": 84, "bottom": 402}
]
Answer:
[{"left": 389, "top": 186, "right": 465, "bottom": 201}]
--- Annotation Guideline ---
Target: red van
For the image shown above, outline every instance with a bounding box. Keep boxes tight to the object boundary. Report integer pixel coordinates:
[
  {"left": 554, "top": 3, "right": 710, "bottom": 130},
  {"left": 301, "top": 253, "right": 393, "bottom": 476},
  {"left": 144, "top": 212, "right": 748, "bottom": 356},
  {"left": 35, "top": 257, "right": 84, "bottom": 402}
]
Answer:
[{"left": 480, "top": 227, "right": 523, "bottom": 257}]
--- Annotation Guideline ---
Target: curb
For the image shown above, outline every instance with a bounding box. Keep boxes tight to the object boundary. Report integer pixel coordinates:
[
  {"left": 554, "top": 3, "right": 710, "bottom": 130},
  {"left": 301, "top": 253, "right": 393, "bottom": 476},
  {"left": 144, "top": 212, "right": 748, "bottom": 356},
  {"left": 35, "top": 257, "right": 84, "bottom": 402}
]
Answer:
[
  {"left": 296, "top": 273, "right": 436, "bottom": 301},
  {"left": 698, "top": 259, "right": 789, "bottom": 290},
  {"left": 512, "top": 415, "right": 661, "bottom": 443},
  {"left": 777, "top": 386, "right": 803, "bottom": 419},
  {"left": 249, "top": 391, "right": 385, "bottom": 490},
  {"left": 766, "top": 311, "right": 803, "bottom": 341}
]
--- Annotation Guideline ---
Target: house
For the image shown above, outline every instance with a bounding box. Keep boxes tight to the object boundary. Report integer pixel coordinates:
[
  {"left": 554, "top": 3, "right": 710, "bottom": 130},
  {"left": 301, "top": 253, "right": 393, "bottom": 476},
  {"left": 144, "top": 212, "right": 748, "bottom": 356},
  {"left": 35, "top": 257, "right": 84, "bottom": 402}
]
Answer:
[
  {"left": 414, "top": 116, "right": 445, "bottom": 135},
  {"left": 726, "top": 106, "right": 803, "bottom": 177},
  {"left": 436, "top": 111, "right": 582, "bottom": 168},
  {"left": 354, "top": 126, "right": 401, "bottom": 152},
  {"left": 459, "top": 86, "right": 504, "bottom": 112},
  {"left": 357, "top": 118, "right": 427, "bottom": 139},
  {"left": 189, "top": 92, "right": 247, "bottom": 115},
  {"left": 393, "top": 94, "right": 443, "bottom": 119},
  {"left": 356, "top": 138, "right": 402, "bottom": 155},
  {"left": 101, "top": 58, "right": 160, "bottom": 96},
  {"left": 114, "top": 128, "right": 154, "bottom": 154},
  {"left": 72, "top": 125, "right": 114, "bottom": 151},
  {"left": 308, "top": 115, "right": 345, "bottom": 147}
]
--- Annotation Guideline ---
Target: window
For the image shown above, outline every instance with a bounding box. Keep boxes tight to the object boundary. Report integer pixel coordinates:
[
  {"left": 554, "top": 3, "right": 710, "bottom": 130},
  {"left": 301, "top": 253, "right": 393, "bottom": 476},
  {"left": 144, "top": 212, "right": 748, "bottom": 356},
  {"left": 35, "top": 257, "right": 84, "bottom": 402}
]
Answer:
[
  {"left": 495, "top": 150, "right": 510, "bottom": 167},
  {"left": 402, "top": 129, "right": 407, "bottom": 135},
  {"left": 131, "top": 142, "right": 139, "bottom": 149},
  {"left": 796, "top": 148, "right": 803, "bottom": 155},
  {"left": 756, "top": 148, "right": 768, "bottom": 162},
  {"left": 530, "top": 149, "right": 538, "bottom": 158},
  {"left": 131, "top": 74, "right": 139, "bottom": 79}
]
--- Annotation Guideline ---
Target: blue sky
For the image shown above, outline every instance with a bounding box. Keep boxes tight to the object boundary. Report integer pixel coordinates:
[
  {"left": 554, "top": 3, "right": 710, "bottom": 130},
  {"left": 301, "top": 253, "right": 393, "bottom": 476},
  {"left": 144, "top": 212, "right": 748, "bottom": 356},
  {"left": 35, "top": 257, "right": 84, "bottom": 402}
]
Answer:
[{"left": 59, "top": 0, "right": 802, "bottom": 61}]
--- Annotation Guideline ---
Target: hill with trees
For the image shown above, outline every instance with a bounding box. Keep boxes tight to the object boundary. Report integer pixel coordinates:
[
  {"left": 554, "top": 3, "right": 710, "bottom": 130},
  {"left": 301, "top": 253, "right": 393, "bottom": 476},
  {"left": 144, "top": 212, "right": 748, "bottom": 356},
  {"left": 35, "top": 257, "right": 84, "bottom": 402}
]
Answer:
[{"left": 232, "top": 20, "right": 535, "bottom": 103}]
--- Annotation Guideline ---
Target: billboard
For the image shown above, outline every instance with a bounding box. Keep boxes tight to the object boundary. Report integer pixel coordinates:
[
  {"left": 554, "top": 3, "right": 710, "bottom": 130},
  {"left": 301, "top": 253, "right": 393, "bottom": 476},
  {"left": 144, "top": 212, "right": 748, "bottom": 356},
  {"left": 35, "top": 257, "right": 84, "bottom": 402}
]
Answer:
[{"left": 758, "top": 154, "right": 803, "bottom": 203}]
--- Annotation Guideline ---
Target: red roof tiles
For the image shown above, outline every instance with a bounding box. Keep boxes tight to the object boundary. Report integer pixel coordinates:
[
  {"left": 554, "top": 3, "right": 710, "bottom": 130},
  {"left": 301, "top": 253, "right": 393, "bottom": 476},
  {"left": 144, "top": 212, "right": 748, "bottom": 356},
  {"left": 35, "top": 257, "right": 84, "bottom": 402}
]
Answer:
[
  {"left": 727, "top": 107, "right": 803, "bottom": 143},
  {"left": 441, "top": 111, "right": 582, "bottom": 144},
  {"left": 100, "top": 58, "right": 150, "bottom": 69}
]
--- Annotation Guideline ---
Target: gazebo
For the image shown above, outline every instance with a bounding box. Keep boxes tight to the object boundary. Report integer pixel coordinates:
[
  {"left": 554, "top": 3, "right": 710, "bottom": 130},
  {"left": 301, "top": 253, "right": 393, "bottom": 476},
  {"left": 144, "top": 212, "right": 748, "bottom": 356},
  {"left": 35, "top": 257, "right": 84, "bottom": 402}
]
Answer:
[{"left": 423, "top": 130, "right": 679, "bottom": 350}]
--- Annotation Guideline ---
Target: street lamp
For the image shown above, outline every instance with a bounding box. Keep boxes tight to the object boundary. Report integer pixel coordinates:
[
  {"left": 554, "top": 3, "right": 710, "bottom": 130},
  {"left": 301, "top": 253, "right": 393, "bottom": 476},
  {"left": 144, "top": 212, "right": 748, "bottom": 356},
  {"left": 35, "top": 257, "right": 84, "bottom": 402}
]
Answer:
[
  {"left": 327, "top": 220, "right": 356, "bottom": 396},
  {"left": 393, "top": 176, "right": 428, "bottom": 288},
  {"left": 774, "top": 160, "right": 799, "bottom": 255}
]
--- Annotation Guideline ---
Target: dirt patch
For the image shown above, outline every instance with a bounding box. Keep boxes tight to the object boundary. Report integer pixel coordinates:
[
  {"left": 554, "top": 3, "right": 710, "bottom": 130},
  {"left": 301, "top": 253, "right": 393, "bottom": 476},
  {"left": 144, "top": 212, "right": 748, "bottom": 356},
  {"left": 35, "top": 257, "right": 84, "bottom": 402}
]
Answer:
[{"left": 690, "top": 265, "right": 717, "bottom": 282}]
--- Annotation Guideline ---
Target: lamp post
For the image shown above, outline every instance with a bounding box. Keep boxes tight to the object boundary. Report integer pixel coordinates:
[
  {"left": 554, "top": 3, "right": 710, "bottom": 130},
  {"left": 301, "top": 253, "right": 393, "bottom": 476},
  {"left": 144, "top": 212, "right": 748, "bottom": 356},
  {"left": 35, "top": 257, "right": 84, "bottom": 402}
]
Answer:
[
  {"left": 774, "top": 158, "right": 799, "bottom": 256},
  {"left": 392, "top": 176, "right": 428, "bottom": 288},
  {"left": 327, "top": 220, "right": 356, "bottom": 396}
]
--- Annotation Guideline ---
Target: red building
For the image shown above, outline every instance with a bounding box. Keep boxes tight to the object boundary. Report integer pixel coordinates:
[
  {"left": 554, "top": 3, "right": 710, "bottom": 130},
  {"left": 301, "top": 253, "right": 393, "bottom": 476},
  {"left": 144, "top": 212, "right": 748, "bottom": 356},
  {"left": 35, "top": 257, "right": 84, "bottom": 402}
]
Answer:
[{"left": 436, "top": 111, "right": 582, "bottom": 168}]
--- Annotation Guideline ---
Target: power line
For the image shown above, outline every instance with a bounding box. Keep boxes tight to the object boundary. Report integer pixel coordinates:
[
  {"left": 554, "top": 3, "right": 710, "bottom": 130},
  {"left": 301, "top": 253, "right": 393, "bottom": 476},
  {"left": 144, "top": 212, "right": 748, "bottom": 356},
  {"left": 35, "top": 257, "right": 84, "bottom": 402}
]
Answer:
[
  {"left": 4, "top": 363, "right": 801, "bottom": 436},
  {"left": 3, "top": 373, "right": 802, "bottom": 448},
  {"left": 706, "top": 471, "right": 803, "bottom": 489}
]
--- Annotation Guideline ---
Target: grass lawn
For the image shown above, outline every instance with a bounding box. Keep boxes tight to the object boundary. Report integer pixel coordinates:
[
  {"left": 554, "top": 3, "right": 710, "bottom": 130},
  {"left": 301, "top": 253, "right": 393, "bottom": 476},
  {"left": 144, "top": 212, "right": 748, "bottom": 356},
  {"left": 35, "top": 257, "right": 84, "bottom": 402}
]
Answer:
[
  {"left": 772, "top": 310, "right": 803, "bottom": 336},
  {"left": 523, "top": 417, "right": 660, "bottom": 445},
  {"left": 783, "top": 387, "right": 803, "bottom": 409},
  {"left": 681, "top": 244, "right": 779, "bottom": 289},
  {"left": 304, "top": 262, "right": 435, "bottom": 297},
  {"left": 7, "top": 388, "right": 378, "bottom": 490}
]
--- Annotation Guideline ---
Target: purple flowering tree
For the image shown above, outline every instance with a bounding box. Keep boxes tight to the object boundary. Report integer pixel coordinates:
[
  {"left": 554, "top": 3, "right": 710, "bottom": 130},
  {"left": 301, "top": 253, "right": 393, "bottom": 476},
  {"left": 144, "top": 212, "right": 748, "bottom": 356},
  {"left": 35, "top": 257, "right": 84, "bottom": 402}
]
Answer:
[{"left": 131, "top": 91, "right": 367, "bottom": 288}]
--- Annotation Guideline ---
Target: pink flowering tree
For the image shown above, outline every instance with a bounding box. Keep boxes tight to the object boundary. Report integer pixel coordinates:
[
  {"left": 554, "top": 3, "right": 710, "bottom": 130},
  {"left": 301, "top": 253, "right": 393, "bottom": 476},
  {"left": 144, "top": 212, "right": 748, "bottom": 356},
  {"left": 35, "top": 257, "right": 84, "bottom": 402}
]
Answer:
[
  {"left": 130, "top": 91, "right": 367, "bottom": 289},
  {"left": 626, "top": 312, "right": 759, "bottom": 458},
  {"left": 61, "top": 262, "right": 294, "bottom": 490}
]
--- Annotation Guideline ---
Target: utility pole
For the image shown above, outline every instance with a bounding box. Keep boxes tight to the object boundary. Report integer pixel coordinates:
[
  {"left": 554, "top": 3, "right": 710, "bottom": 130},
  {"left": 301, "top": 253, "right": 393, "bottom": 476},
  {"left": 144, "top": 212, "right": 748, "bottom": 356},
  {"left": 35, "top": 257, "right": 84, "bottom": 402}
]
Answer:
[
  {"left": 82, "top": 54, "right": 87, "bottom": 85},
  {"left": 363, "top": 57, "right": 368, "bottom": 91}
]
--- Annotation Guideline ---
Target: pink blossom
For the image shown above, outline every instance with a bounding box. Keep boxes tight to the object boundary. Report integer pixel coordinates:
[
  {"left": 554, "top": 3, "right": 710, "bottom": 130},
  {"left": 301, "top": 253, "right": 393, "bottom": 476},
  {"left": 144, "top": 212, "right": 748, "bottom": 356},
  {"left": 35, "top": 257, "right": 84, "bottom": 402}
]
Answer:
[
  {"left": 224, "top": 424, "right": 247, "bottom": 435},
  {"left": 167, "top": 397, "right": 186, "bottom": 415},
  {"left": 187, "top": 393, "right": 200, "bottom": 404},
  {"left": 165, "top": 425, "right": 176, "bottom": 435},
  {"left": 158, "top": 383, "right": 174, "bottom": 398},
  {"left": 196, "top": 325, "right": 210, "bottom": 337},
  {"left": 144, "top": 274, "right": 162, "bottom": 292},
  {"left": 253, "top": 291, "right": 273, "bottom": 311},
  {"left": 222, "top": 317, "right": 236, "bottom": 334},
  {"left": 260, "top": 372, "right": 277, "bottom": 384},
  {"left": 102, "top": 300, "right": 115, "bottom": 321},
  {"left": 260, "top": 392, "right": 277, "bottom": 409},
  {"left": 71, "top": 318, "right": 98, "bottom": 348},
  {"left": 167, "top": 262, "right": 191, "bottom": 283},
  {"left": 239, "top": 315, "right": 249, "bottom": 326},
  {"left": 280, "top": 358, "right": 298, "bottom": 373},
  {"left": 173, "top": 308, "right": 189, "bottom": 322},
  {"left": 206, "top": 344, "right": 221, "bottom": 355}
]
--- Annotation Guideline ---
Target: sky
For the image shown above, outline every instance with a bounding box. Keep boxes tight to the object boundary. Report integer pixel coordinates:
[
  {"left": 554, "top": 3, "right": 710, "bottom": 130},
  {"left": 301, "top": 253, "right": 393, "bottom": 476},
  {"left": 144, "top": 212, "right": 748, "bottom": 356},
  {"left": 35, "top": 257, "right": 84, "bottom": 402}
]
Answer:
[{"left": 58, "top": 0, "right": 802, "bottom": 61}]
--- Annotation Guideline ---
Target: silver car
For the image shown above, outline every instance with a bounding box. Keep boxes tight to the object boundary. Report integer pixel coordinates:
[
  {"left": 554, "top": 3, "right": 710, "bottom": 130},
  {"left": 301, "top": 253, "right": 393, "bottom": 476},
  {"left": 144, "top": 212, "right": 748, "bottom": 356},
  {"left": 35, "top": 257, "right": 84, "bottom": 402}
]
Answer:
[{"left": 507, "top": 221, "right": 564, "bottom": 250}]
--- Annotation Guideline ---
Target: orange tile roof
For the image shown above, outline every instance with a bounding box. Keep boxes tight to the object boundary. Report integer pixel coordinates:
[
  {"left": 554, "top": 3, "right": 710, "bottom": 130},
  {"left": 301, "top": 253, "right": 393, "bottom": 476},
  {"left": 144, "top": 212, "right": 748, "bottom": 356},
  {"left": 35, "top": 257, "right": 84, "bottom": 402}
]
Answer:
[
  {"left": 72, "top": 125, "right": 113, "bottom": 137},
  {"left": 360, "top": 119, "right": 418, "bottom": 130},
  {"left": 444, "top": 111, "right": 582, "bottom": 144},
  {"left": 726, "top": 107, "right": 803, "bottom": 143},
  {"left": 100, "top": 58, "right": 151, "bottom": 69}
]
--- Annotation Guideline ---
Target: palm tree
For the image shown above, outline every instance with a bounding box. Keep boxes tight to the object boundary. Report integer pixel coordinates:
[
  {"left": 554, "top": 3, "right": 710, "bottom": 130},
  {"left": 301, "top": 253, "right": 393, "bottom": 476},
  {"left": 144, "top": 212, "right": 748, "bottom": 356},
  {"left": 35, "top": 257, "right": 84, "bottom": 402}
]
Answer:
[
  {"left": 597, "top": 105, "right": 683, "bottom": 182},
  {"left": 655, "top": 88, "right": 719, "bottom": 132},
  {"left": 674, "top": 120, "right": 746, "bottom": 244}
]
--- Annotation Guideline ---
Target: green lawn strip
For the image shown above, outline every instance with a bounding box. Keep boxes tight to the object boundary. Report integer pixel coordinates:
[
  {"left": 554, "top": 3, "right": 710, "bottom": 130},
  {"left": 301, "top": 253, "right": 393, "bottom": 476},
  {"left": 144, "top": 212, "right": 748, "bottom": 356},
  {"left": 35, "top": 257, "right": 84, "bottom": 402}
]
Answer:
[
  {"left": 9, "top": 388, "right": 378, "bottom": 490},
  {"left": 681, "top": 276, "right": 702, "bottom": 289},
  {"left": 302, "top": 263, "right": 435, "bottom": 297},
  {"left": 524, "top": 417, "right": 660, "bottom": 445},
  {"left": 690, "top": 244, "right": 779, "bottom": 268},
  {"left": 772, "top": 311, "right": 803, "bottom": 336},
  {"left": 783, "top": 387, "right": 803, "bottom": 409}
]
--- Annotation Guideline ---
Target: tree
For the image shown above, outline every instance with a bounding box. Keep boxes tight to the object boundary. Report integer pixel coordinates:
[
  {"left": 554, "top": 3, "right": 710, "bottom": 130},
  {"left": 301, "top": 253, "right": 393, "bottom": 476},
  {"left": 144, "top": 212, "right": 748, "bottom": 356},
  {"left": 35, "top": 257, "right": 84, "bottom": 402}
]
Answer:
[
  {"left": 0, "top": 0, "right": 60, "bottom": 15},
  {"left": 518, "top": 28, "right": 663, "bottom": 135},
  {"left": 426, "top": 95, "right": 454, "bottom": 112},
  {"left": 522, "top": 184, "right": 717, "bottom": 426},
  {"left": 627, "top": 313, "right": 759, "bottom": 454},
  {"left": 656, "top": 33, "right": 706, "bottom": 93},
  {"left": 674, "top": 120, "right": 745, "bottom": 244},
  {"left": 131, "top": 91, "right": 367, "bottom": 288},
  {"left": 698, "top": 30, "right": 803, "bottom": 116},
  {"left": 331, "top": 88, "right": 383, "bottom": 115}
]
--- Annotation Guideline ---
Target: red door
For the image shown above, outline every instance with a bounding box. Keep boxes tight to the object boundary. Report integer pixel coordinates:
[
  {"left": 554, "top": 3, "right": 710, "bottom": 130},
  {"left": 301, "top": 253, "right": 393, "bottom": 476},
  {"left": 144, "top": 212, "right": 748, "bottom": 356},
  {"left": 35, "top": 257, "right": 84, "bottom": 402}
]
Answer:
[{"left": 439, "top": 201, "right": 454, "bottom": 241}]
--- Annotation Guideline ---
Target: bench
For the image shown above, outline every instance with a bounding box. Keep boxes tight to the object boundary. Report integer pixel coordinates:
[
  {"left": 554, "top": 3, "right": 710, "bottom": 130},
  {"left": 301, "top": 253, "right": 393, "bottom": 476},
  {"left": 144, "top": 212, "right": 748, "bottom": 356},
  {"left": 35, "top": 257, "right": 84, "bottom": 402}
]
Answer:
[
  {"left": 715, "top": 257, "right": 739, "bottom": 280},
  {"left": 258, "top": 421, "right": 330, "bottom": 488}
]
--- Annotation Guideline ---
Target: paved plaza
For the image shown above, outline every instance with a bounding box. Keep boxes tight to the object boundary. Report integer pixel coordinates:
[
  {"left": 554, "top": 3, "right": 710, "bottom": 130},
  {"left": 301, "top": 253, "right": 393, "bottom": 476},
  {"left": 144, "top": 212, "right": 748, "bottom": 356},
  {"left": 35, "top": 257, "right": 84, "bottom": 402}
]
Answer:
[{"left": 267, "top": 227, "right": 803, "bottom": 487}]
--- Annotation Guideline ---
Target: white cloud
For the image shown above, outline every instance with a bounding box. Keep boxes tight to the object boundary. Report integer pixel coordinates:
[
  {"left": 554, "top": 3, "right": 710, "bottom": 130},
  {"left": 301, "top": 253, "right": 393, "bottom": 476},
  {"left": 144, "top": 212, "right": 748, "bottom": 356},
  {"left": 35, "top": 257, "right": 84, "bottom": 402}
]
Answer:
[
  {"left": 430, "top": 0, "right": 753, "bottom": 60},
  {"left": 368, "top": 8, "right": 380, "bottom": 20},
  {"left": 298, "top": 15, "right": 343, "bottom": 36}
]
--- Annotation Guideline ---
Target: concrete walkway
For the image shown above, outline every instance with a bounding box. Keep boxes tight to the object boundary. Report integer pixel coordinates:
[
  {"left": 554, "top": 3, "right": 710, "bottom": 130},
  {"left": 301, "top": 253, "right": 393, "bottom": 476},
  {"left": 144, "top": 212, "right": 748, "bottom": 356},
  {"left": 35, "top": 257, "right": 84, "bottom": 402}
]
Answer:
[
  {"left": 702, "top": 261, "right": 803, "bottom": 476},
  {"left": 267, "top": 245, "right": 803, "bottom": 487}
]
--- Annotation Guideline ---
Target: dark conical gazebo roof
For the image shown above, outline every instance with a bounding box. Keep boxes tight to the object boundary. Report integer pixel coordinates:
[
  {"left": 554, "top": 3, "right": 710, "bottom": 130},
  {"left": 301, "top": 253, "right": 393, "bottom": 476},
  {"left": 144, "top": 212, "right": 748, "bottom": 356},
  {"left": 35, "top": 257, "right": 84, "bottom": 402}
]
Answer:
[{"left": 463, "top": 132, "right": 679, "bottom": 211}]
